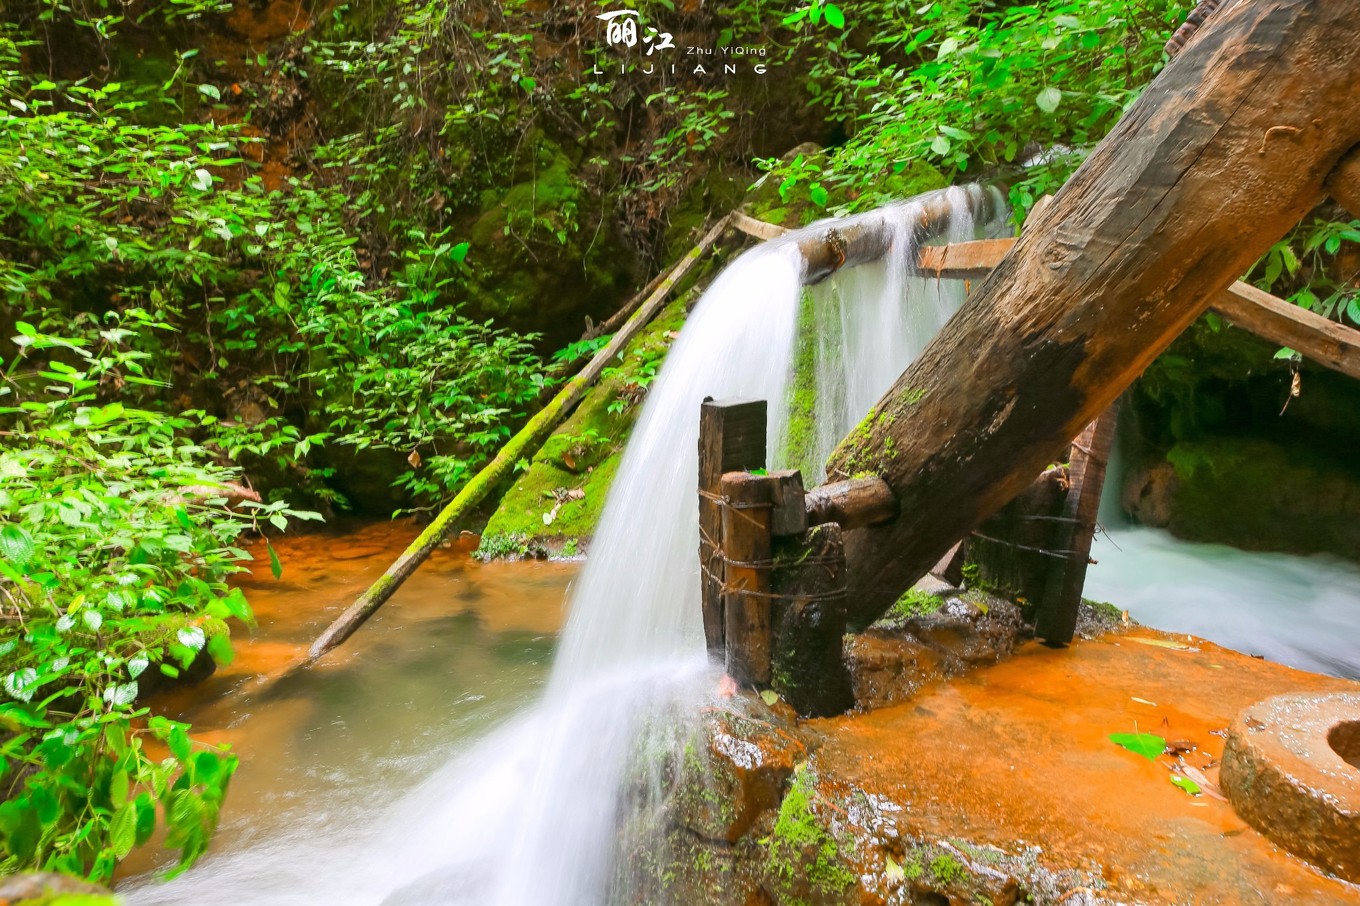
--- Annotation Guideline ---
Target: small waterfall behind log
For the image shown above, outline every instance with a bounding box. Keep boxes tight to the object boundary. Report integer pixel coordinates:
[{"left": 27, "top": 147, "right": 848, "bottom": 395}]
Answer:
[{"left": 121, "top": 187, "right": 1004, "bottom": 906}]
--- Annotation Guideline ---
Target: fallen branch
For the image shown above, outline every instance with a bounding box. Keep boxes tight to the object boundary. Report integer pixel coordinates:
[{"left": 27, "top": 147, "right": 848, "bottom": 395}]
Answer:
[{"left": 307, "top": 214, "right": 735, "bottom": 661}]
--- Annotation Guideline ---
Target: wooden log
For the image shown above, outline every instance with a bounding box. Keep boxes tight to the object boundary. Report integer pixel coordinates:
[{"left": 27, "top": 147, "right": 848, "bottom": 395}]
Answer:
[
  {"left": 698, "top": 399, "right": 768, "bottom": 656},
  {"left": 825, "top": 0, "right": 1360, "bottom": 627},
  {"left": 721, "top": 471, "right": 776, "bottom": 685},
  {"left": 1325, "top": 145, "right": 1360, "bottom": 219},
  {"left": 804, "top": 476, "right": 897, "bottom": 531},
  {"left": 731, "top": 211, "right": 790, "bottom": 241},
  {"left": 1035, "top": 408, "right": 1120, "bottom": 646},
  {"left": 308, "top": 218, "right": 738, "bottom": 662},
  {"left": 770, "top": 522, "right": 854, "bottom": 717},
  {"left": 797, "top": 190, "right": 1004, "bottom": 284}
]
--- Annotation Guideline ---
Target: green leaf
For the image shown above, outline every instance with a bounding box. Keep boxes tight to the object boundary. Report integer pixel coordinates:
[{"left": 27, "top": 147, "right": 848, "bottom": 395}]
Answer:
[
  {"left": 449, "top": 242, "right": 470, "bottom": 263},
  {"left": 3, "top": 669, "right": 37, "bottom": 703},
  {"left": 760, "top": 689, "right": 779, "bottom": 706},
  {"left": 190, "top": 168, "right": 213, "bottom": 192},
  {"left": 1273, "top": 347, "right": 1299, "bottom": 360},
  {"left": 0, "top": 525, "right": 35, "bottom": 569},
  {"left": 1170, "top": 774, "right": 1202, "bottom": 796},
  {"left": 1036, "top": 86, "right": 1062, "bottom": 113},
  {"left": 517, "top": 76, "right": 536, "bottom": 92},
  {"left": 197, "top": 83, "right": 221, "bottom": 101},
  {"left": 809, "top": 184, "right": 829, "bottom": 207},
  {"left": 111, "top": 801, "right": 138, "bottom": 859},
  {"left": 930, "top": 134, "right": 952, "bottom": 156},
  {"left": 177, "top": 626, "right": 206, "bottom": 651},
  {"left": 267, "top": 544, "right": 283, "bottom": 581},
  {"left": 1109, "top": 731, "right": 1165, "bottom": 760},
  {"left": 128, "top": 656, "right": 149, "bottom": 679},
  {"left": 102, "top": 682, "right": 139, "bottom": 708},
  {"left": 822, "top": 3, "right": 845, "bottom": 28}
]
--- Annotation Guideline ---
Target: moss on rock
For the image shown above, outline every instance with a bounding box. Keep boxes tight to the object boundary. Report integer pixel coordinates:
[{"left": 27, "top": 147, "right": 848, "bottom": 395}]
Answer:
[{"left": 477, "top": 272, "right": 709, "bottom": 556}]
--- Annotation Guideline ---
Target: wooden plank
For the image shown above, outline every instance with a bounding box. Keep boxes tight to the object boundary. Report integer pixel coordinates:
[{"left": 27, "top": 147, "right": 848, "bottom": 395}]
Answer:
[
  {"left": 1035, "top": 409, "right": 1120, "bottom": 646},
  {"left": 1211, "top": 281, "right": 1360, "bottom": 381},
  {"left": 825, "top": 0, "right": 1360, "bottom": 627},
  {"left": 919, "top": 237, "right": 1360, "bottom": 382},
  {"left": 721, "top": 471, "right": 776, "bottom": 685},
  {"left": 698, "top": 399, "right": 768, "bottom": 656},
  {"left": 916, "top": 238, "right": 1016, "bottom": 280}
]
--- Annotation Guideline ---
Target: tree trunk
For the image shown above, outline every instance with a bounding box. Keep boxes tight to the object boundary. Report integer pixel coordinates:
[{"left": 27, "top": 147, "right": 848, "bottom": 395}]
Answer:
[{"left": 826, "top": 0, "right": 1360, "bottom": 627}]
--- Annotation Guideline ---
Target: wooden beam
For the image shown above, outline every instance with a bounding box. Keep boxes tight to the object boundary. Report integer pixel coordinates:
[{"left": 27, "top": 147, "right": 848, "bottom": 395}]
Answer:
[
  {"left": 1211, "top": 281, "right": 1360, "bottom": 380},
  {"left": 919, "top": 238, "right": 1360, "bottom": 382},
  {"left": 698, "top": 399, "right": 768, "bottom": 657},
  {"left": 825, "top": 0, "right": 1360, "bottom": 628}
]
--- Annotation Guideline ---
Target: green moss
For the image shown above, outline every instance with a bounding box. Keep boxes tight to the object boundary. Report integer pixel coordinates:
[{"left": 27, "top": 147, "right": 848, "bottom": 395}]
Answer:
[
  {"left": 901, "top": 387, "right": 926, "bottom": 405},
  {"left": 764, "top": 768, "right": 855, "bottom": 903},
  {"left": 782, "top": 291, "right": 821, "bottom": 478},
  {"left": 478, "top": 278, "right": 705, "bottom": 554},
  {"left": 1162, "top": 437, "right": 1360, "bottom": 559},
  {"left": 929, "top": 853, "right": 967, "bottom": 884},
  {"left": 889, "top": 588, "right": 944, "bottom": 620},
  {"left": 16, "top": 896, "right": 121, "bottom": 906}
]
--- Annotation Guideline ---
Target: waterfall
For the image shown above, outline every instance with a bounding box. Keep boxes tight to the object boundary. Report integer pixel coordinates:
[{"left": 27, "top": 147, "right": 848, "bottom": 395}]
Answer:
[{"left": 121, "top": 187, "right": 1004, "bottom": 905}]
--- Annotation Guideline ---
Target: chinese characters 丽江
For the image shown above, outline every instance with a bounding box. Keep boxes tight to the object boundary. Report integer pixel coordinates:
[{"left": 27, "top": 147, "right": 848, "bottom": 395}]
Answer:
[{"left": 596, "top": 10, "right": 674, "bottom": 56}]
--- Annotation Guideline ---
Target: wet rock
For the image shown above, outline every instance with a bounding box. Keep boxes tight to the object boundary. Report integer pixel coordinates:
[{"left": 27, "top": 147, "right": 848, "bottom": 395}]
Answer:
[
  {"left": 1220, "top": 691, "right": 1360, "bottom": 883},
  {"left": 1121, "top": 460, "right": 1177, "bottom": 527},
  {"left": 847, "top": 591, "right": 1025, "bottom": 710},
  {"left": 673, "top": 709, "right": 806, "bottom": 844}
]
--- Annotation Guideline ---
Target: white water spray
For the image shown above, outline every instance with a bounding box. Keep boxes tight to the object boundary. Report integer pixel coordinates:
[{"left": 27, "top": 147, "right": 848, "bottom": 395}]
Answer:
[{"left": 123, "top": 188, "right": 1004, "bottom": 905}]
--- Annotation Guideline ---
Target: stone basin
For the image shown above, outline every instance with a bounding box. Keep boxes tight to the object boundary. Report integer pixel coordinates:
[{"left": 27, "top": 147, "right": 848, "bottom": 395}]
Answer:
[{"left": 1220, "top": 692, "right": 1360, "bottom": 883}]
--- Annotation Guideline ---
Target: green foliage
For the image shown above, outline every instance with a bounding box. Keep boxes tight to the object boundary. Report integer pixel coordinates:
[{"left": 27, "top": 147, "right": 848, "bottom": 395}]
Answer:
[
  {"left": 763, "top": 0, "right": 1188, "bottom": 217},
  {"left": 0, "top": 323, "right": 317, "bottom": 880},
  {"left": 890, "top": 588, "right": 944, "bottom": 620},
  {"left": 0, "top": 15, "right": 550, "bottom": 511},
  {"left": 1251, "top": 216, "right": 1360, "bottom": 329},
  {"left": 472, "top": 532, "right": 546, "bottom": 561}
]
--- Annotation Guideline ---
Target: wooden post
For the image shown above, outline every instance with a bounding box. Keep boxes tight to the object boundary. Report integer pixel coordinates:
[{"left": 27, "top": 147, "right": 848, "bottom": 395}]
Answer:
[
  {"left": 698, "top": 399, "right": 767, "bottom": 656},
  {"left": 1035, "top": 408, "right": 1120, "bottom": 646},
  {"left": 720, "top": 471, "right": 776, "bottom": 685},
  {"left": 825, "top": 0, "right": 1360, "bottom": 627},
  {"left": 770, "top": 522, "right": 854, "bottom": 717}
]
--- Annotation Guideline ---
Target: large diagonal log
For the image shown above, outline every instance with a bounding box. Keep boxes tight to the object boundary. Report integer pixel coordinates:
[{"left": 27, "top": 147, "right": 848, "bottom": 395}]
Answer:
[{"left": 826, "top": 0, "right": 1360, "bottom": 627}]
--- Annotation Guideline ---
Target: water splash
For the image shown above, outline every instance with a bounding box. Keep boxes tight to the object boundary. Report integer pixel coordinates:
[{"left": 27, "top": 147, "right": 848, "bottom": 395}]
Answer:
[{"left": 122, "top": 188, "right": 1002, "bottom": 905}]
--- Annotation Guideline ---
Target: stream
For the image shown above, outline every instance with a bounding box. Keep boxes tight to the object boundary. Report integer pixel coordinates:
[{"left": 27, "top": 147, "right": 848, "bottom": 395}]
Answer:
[{"left": 120, "top": 187, "right": 1360, "bottom": 903}]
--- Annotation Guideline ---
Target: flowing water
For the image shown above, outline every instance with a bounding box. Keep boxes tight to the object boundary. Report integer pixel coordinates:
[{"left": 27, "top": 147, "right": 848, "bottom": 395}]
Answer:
[{"left": 123, "top": 187, "right": 1002, "bottom": 905}]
